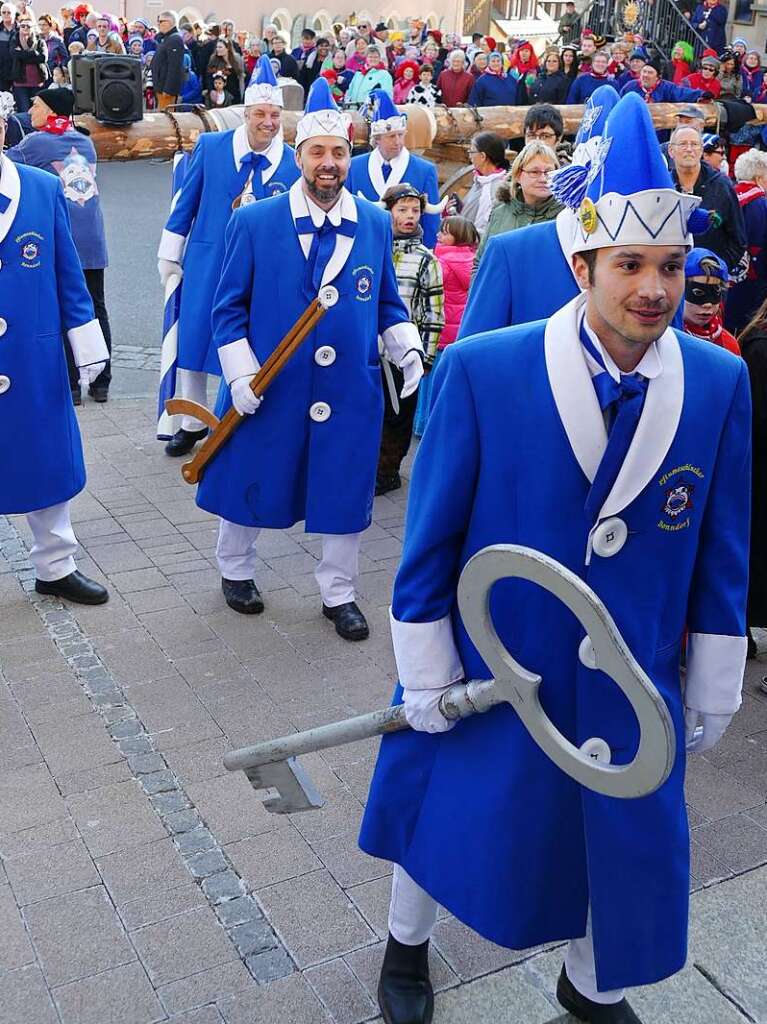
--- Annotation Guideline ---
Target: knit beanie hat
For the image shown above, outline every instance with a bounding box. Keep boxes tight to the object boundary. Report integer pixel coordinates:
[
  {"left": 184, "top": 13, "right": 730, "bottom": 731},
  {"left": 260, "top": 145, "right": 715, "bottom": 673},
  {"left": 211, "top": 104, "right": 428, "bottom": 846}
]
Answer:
[{"left": 37, "top": 87, "right": 75, "bottom": 117}]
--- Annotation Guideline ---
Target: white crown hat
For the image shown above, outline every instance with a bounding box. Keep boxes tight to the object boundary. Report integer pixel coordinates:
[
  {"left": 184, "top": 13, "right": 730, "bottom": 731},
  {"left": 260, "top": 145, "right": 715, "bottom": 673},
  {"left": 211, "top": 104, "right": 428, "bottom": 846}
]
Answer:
[
  {"left": 296, "top": 77, "right": 353, "bottom": 148},
  {"left": 369, "top": 88, "right": 407, "bottom": 136},
  {"left": 552, "top": 92, "right": 702, "bottom": 255},
  {"left": 244, "top": 54, "right": 284, "bottom": 108}
]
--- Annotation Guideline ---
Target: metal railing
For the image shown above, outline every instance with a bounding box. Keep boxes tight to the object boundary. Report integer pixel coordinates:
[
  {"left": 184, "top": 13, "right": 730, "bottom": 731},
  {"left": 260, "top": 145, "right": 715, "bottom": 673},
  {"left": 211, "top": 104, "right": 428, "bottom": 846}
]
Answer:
[{"left": 581, "top": 0, "right": 709, "bottom": 59}]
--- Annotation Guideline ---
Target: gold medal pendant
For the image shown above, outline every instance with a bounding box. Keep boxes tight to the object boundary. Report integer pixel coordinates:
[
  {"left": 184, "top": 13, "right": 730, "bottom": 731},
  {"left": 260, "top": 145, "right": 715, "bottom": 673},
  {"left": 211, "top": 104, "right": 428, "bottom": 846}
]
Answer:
[
  {"left": 579, "top": 197, "right": 598, "bottom": 235},
  {"left": 232, "top": 191, "right": 256, "bottom": 211}
]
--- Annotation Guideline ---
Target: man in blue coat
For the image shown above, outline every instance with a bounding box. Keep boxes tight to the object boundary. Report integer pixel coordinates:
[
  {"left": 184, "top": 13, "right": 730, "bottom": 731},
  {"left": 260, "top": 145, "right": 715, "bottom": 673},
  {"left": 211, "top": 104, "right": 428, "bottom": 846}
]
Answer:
[
  {"left": 0, "top": 96, "right": 110, "bottom": 606},
  {"left": 620, "top": 62, "right": 706, "bottom": 104},
  {"left": 346, "top": 89, "right": 441, "bottom": 248},
  {"left": 359, "top": 94, "right": 750, "bottom": 1024},
  {"left": 156, "top": 56, "right": 300, "bottom": 457},
  {"left": 692, "top": 0, "right": 728, "bottom": 55},
  {"left": 459, "top": 86, "right": 619, "bottom": 338},
  {"left": 197, "top": 79, "right": 422, "bottom": 641}
]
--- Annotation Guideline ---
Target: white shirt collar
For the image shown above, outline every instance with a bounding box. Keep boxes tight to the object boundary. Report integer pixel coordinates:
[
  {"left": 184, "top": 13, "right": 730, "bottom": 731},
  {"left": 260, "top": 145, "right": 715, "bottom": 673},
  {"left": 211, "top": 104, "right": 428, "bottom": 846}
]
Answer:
[
  {"left": 303, "top": 190, "right": 343, "bottom": 227},
  {"left": 232, "top": 125, "right": 281, "bottom": 172},
  {"left": 581, "top": 313, "right": 663, "bottom": 382}
]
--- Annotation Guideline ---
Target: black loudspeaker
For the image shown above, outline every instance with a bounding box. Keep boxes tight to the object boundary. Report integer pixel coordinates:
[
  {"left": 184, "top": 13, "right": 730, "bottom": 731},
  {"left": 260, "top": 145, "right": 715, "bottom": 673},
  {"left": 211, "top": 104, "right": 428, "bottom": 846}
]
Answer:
[
  {"left": 94, "top": 56, "right": 143, "bottom": 124},
  {"left": 71, "top": 54, "right": 143, "bottom": 124}
]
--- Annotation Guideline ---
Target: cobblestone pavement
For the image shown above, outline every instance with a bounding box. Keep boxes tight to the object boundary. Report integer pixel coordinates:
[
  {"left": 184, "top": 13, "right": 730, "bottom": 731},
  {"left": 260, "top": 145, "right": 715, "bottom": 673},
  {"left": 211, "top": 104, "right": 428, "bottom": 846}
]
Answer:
[{"left": 1, "top": 395, "right": 766, "bottom": 1024}]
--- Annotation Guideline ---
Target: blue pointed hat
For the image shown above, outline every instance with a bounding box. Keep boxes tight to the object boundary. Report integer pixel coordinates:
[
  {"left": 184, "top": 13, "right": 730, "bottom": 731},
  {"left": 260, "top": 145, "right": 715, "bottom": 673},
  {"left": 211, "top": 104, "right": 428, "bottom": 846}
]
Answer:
[
  {"left": 574, "top": 85, "right": 619, "bottom": 149},
  {"left": 564, "top": 92, "right": 700, "bottom": 254},
  {"left": 369, "top": 87, "right": 407, "bottom": 136},
  {"left": 244, "top": 54, "right": 283, "bottom": 107},
  {"left": 296, "top": 76, "right": 352, "bottom": 147}
]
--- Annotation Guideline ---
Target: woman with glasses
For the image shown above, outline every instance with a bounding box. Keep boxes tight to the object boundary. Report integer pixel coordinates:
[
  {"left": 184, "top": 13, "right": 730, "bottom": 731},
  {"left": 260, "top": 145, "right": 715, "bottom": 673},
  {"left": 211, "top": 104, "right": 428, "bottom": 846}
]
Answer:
[
  {"left": 702, "top": 133, "right": 728, "bottom": 175},
  {"left": 11, "top": 16, "right": 50, "bottom": 111},
  {"left": 474, "top": 140, "right": 561, "bottom": 265},
  {"left": 37, "top": 14, "right": 68, "bottom": 70},
  {"left": 524, "top": 48, "right": 569, "bottom": 104},
  {"left": 461, "top": 131, "right": 509, "bottom": 234}
]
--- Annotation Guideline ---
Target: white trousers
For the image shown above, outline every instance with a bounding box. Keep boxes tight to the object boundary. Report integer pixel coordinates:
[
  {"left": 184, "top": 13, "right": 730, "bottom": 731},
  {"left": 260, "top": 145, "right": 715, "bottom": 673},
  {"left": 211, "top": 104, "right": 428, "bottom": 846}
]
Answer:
[
  {"left": 388, "top": 865, "right": 625, "bottom": 1005},
  {"left": 176, "top": 368, "right": 210, "bottom": 432},
  {"left": 216, "top": 519, "right": 361, "bottom": 607},
  {"left": 27, "top": 501, "right": 78, "bottom": 581}
]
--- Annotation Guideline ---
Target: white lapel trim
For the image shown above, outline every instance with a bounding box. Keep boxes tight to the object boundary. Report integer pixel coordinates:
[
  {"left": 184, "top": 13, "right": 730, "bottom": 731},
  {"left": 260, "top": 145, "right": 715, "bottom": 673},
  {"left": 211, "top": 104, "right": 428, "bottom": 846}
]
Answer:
[
  {"left": 232, "top": 124, "right": 248, "bottom": 172},
  {"left": 0, "top": 155, "right": 21, "bottom": 247},
  {"left": 321, "top": 188, "right": 357, "bottom": 288},
  {"left": 288, "top": 181, "right": 358, "bottom": 286},
  {"left": 368, "top": 146, "right": 410, "bottom": 198},
  {"left": 232, "top": 128, "right": 282, "bottom": 184},
  {"left": 545, "top": 293, "right": 607, "bottom": 485},
  {"left": 261, "top": 137, "right": 283, "bottom": 185},
  {"left": 599, "top": 327, "right": 683, "bottom": 519},
  {"left": 554, "top": 209, "right": 580, "bottom": 287}
]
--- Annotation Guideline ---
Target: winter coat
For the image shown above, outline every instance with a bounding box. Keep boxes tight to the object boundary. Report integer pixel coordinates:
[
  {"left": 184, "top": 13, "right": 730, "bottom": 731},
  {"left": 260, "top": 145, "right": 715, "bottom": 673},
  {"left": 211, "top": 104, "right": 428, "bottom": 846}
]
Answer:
[
  {"left": 691, "top": 2, "right": 728, "bottom": 54},
  {"left": 11, "top": 35, "right": 50, "bottom": 86},
  {"left": 741, "top": 65, "right": 765, "bottom": 102},
  {"left": 725, "top": 184, "right": 767, "bottom": 333},
  {"left": 672, "top": 160, "right": 747, "bottom": 273},
  {"left": 739, "top": 327, "right": 767, "bottom": 624},
  {"left": 345, "top": 66, "right": 393, "bottom": 105},
  {"left": 468, "top": 71, "right": 518, "bottom": 107},
  {"left": 436, "top": 67, "right": 474, "bottom": 105},
  {"left": 566, "top": 73, "right": 618, "bottom": 104},
  {"left": 477, "top": 182, "right": 562, "bottom": 263},
  {"left": 682, "top": 71, "right": 721, "bottom": 96},
  {"left": 44, "top": 34, "right": 68, "bottom": 68},
  {"left": 525, "top": 69, "right": 570, "bottom": 104},
  {"left": 153, "top": 27, "right": 185, "bottom": 96},
  {"left": 434, "top": 242, "right": 474, "bottom": 347}
]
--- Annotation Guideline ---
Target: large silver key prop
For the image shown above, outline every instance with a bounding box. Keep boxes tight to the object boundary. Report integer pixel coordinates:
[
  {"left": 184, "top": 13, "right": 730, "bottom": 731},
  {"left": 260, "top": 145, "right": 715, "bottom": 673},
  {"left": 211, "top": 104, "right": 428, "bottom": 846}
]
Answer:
[{"left": 223, "top": 545, "right": 676, "bottom": 810}]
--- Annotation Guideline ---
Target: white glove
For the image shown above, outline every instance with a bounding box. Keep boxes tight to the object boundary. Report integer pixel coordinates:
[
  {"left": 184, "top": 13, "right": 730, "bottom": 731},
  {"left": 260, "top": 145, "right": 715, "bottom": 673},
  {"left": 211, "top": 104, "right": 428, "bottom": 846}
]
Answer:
[
  {"left": 684, "top": 707, "right": 733, "bottom": 754},
  {"left": 78, "top": 361, "right": 106, "bottom": 389},
  {"left": 398, "top": 349, "right": 424, "bottom": 399},
  {"left": 230, "top": 375, "right": 263, "bottom": 416},
  {"left": 403, "top": 686, "right": 457, "bottom": 734},
  {"left": 158, "top": 258, "right": 183, "bottom": 287}
]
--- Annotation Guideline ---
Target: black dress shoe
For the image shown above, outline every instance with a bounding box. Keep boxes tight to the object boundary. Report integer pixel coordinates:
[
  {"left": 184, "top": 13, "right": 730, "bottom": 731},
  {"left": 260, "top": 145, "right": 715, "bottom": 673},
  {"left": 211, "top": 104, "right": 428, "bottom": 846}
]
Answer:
[
  {"left": 378, "top": 933, "right": 434, "bottom": 1024},
  {"left": 35, "top": 571, "right": 109, "bottom": 605},
  {"left": 556, "top": 966, "right": 643, "bottom": 1023},
  {"left": 89, "top": 386, "right": 109, "bottom": 403},
  {"left": 376, "top": 472, "right": 401, "bottom": 496},
  {"left": 71, "top": 387, "right": 82, "bottom": 407},
  {"left": 747, "top": 629, "right": 757, "bottom": 660},
  {"left": 323, "top": 601, "right": 369, "bottom": 641},
  {"left": 222, "top": 578, "right": 264, "bottom": 615},
  {"left": 164, "top": 427, "right": 208, "bottom": 457}
]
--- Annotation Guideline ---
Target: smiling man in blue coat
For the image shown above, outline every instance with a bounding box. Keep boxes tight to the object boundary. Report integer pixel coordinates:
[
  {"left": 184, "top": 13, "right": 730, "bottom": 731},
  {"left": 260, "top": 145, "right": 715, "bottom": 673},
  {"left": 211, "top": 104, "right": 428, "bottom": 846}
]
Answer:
[
  {"left": 359, "top": 94, "right": 750, "bottom": 1024},
  {"left": 0, "top": 94, "right": 110, "bottom": 606},
  {"left": 156, "top": 56, "right": 300, "bottom": 458},
  {"left": 196, "top": 79, "right": 423, "bottom": 641},
  {"left": 346, "top": 90, "right": 441, "bottom": 248}
]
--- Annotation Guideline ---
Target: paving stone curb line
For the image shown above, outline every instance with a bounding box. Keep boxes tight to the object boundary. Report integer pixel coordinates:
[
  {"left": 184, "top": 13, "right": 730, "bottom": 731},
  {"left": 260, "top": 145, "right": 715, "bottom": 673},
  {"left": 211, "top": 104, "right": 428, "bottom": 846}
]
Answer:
[
  {"left": 0, "top": 514, "right": 295, "bottom": 987},
  {"left": 110, "top": 345, "right": 161, "bottom": 372}
]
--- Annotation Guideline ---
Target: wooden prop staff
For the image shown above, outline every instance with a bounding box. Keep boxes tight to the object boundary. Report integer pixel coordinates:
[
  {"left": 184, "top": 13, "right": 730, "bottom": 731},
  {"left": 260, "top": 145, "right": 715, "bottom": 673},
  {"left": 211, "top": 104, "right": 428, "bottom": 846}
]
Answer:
[{"left": 166, "top": 295, "right": 329, "bottom": 485}]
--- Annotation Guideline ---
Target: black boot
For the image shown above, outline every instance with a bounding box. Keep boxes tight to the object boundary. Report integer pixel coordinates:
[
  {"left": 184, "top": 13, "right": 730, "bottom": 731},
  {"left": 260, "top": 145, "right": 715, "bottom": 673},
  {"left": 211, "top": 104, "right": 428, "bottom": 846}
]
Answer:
[
  {"left": 747, "top": 628, "right": 757, "bottom": 660},
  {"left": 89, "top": 385, "right": 109, "bottom": 403},
  {"left": 71, "top": 387, "right": 82, "bottom": 407},
  {"left": 35, "top": 571, "right": 109, "bottom": 605},
  {"left": 378, "top": 933, "right": 434, "bottom": 1024},
  {"left": 164, "top": 427, "right": 208, "bottom": 457},
  {"left": 376, "top": 472, "right": 402, "bottom": 496},
  {"left": 322, "top": 601, "right": 369, "bottom": 641},
  {"left": 556, "top": 966, "right": 643, "bottom": 1023},
  {"left": 222, "top": 578, "right": 264, "bottom": 615}
]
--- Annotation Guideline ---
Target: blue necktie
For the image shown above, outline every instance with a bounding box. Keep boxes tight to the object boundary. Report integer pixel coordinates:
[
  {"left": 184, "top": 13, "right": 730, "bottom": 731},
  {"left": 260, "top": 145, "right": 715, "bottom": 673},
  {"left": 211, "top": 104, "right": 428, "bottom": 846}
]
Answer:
[
  {"left": 581, "top": 322, "right": 649, "bottom": 525},
  {"left": 382, "top": 162, "right": 392, "bottom": 182},
  {"left": 239, "top": 152, "right": 270, "bottom": 200},
  {"left": 0, "top": 194, "right": 9, "bottom": 214},
  {"left": 295, "top": 215, "right": 356, "bottom": 293}
]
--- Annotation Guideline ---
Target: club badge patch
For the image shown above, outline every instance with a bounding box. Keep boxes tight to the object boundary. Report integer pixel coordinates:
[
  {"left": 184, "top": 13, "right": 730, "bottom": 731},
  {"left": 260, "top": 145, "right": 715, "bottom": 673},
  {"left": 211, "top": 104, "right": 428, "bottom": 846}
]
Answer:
[
  {"left": 657, "top": 464, "right": 704, "bottom": 532},
  {"left": 17, "top": 230, "right": 43, "bottom": 269},
  {"left": 353, "top": 264, "right": 373, "bottom": 302},
  {"left": 268, "top": 182, "right": 288, "bottom": 196}
]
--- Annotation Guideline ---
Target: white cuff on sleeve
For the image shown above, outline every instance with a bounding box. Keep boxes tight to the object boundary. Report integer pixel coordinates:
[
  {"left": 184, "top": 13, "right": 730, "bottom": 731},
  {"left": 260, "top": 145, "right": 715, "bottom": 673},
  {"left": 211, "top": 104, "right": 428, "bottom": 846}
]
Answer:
[
  {"left": 381, "top": 321, "right": 423, "bottom": 366},
  {"left": 684, "top": 632, "right": 747, "bottom": 715},
  {"left": 157, "top": 228, "right": 187, "bottom": 263},
  {"left": 219, "top": 339, "right": 260, "bottom": 385},
  {"left": 68, "top": 319, "right": 108, "bottom": 367},
  {"left": 390, "top": 608, "right": 465, "bottom": 690}
]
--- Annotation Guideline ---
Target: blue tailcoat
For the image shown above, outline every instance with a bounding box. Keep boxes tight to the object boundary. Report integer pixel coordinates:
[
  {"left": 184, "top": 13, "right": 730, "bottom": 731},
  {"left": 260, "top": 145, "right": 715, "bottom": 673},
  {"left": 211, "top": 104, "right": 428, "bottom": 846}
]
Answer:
[
  {"left": 0, "top": 158, "right": 103, "bottom": 514},
  {"left": 158, "top": 128, "right": 300, "bottom": 375},
  {"left": 359, "top": 294, "right": 750, "bottom": 991},
  {"left": 346, "top": 148, "right": 440, "bottom": 247},
  {"left": 459, "top": 215, "right": 578, "bottom": 337},
  {"left": 196, "top": 184, "right": 414, "bottom": 533}
]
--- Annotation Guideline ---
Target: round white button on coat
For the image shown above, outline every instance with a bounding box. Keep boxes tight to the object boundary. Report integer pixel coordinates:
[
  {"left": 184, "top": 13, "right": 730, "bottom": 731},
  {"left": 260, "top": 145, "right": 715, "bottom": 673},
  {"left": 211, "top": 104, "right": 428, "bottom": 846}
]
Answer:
[
  {"left": 0, "top": 374, "right": 10, "bottom": 394},
  {"left": 580, "top": 737, "right": 612, "bottom": 764},
  {"left": 315, "top": 346, "right": 336, "bottom": 366},
  {"left": 578, "top": 635, "right": 597, "bottom": 670},
  {"left": 309, "top": 401, "right": 331, "bottom": 422},
  {"left": 0, "top": 318, "right": 7, "bottom": 337},
  {"left": 319, "top": 284, "right": 339, "bottom": 308},
  {"left": 591, "top": 517, "right": 628, "bottom": 558}
]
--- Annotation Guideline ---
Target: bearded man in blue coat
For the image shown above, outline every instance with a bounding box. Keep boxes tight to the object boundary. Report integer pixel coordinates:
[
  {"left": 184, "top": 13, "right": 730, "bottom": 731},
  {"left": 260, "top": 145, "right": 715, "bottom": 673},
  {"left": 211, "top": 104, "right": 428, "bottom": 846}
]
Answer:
[
  {"left": 459, "top": 86, "right": 619, "bottom": 338},
  {"left": 359, "top": 93, "right": 750, "bottom": 1024},
  {"left": 0, "top": 95, "right": 110, "bottom": 606},
  {"left": 196, "top": 79, "right": 423, "bottom": 641},
  {"left": 156, "top": 56, "right": 300, "bottom": 458},
  {"left": 346, "top": 90, "right": 441, "bottom": 248}
]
